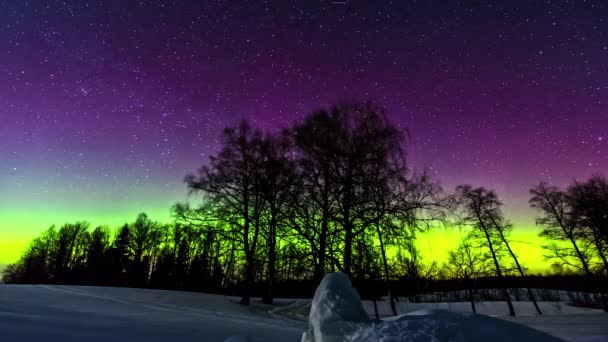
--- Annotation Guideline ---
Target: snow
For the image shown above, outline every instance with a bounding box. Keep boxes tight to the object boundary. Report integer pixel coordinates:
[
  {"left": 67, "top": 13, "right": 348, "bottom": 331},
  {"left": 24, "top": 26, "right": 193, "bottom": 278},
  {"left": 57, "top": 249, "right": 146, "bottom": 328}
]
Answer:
[
  {"left": 1, "top": 277, "right": 606, "bottom": 342},
  {"left": 0, "top": 284, "right": 304, "bottom": 342},
  {"left": 302, "top": 273, "right": 568, "bottom": 342},
  {"left": 362, "top": 299, "right": 604, "bottom": 318},
  {"left": 302, "top": 272, "right": 371, "bottom": 342},
  {"left": 224, "top": 336, "right": 250, "bottom": 342},
  {"left": 344, "top": 309, "right": 569, "bottom": 342}
]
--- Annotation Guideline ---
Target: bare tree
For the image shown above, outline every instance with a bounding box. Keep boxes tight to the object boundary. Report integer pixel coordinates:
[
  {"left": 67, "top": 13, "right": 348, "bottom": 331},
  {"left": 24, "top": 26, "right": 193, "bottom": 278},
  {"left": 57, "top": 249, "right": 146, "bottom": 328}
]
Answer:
[
  {"left": 455, "top": 185, "right": 516, "bottom": 316},
  {"left": 329, "top": 102, "right": 405, "bottom": 276},
  {"left": 487, "top": 213, "right": 542, "bottom": 315},
  {"left": 445, "top": 233, "right": 492, "bottom": 280},
  {"left": 567, "top": 174, "right": 608, "bottom": 274},
  {"left": 567, "top": 174, "right": 608, "bottom": 312},
  {"left": 444, "top": 233, "right": 492, "bottom": 313},
  {"left": 259, "top": 131, "right": 296, "bottom": 304},
  {"left": 185, "top": 119, "right": 265, "bottom": 305},
  {"left": 530, "top": 182, "right": 592, "bottom": 275},
  {"left": 129, "top": 213, "right": 161, "bottom": 287},
  {"left": 291, "top": 109, "right": 341, "bottom": 283}
]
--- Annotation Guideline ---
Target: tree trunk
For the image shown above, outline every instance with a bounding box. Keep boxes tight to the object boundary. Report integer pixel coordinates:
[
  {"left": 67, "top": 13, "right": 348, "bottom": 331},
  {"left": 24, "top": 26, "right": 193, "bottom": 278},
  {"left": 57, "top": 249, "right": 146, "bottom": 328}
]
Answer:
[
  {"left": 314, "top": 214, "right": 328, "bottom": 284},
  {"left": 372, "top": 298, "right": 380, "bottom": 319},
  {"left": 344, "top": 223, "right": 353, "bottom": 276},
  {"left": 569, "top": 236, "right": 592, "bottom": 275},
  {"left": 240, "top": 232, "right": 251, "bottom": 304},
  {"left": 264, "top": 217, "right": 277, "bottom": 305},
  {"left": 241, "top": 212, "right": 261, "bottom": 305},
  {"left": 590, "top": 233, "right": 608, "bottom": 313},
  {"left": 481, "top": 225, "right": 515, "bottom": 316},
  {"left": 593, "top": 233, "right": 608, "bottom": 272},
  {"left": 376, "top": 223, "right": 397, "bottom": 316},
  {"left": 240, "top": 260, "right": 253, "bottom": 305},
  {"left": 465, "top": 270, "right": 476, "bottom": 314},
  {"left": 495, "top": 227, "right": 542, "bottom": 315}
]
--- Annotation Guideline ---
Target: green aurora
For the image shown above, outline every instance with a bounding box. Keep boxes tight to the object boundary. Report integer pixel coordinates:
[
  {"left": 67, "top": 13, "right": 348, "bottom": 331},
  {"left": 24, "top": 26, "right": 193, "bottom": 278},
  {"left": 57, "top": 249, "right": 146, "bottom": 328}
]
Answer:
[{"left": 0, "top": 197, "right": 551, "bottom": 274}]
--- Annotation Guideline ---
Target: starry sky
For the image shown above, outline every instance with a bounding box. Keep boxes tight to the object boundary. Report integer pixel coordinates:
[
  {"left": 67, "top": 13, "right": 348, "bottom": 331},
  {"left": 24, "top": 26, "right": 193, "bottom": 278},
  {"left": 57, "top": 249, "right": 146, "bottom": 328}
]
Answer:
[{"left": 1, "top": 1, "right": 607, "bottom": 270}]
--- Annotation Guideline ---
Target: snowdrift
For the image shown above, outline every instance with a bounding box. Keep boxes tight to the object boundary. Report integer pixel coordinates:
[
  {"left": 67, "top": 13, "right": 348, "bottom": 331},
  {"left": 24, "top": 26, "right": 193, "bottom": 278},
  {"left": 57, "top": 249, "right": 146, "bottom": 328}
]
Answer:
[{"left": 302, "top": 272, "right": 566, "bottom": 342}]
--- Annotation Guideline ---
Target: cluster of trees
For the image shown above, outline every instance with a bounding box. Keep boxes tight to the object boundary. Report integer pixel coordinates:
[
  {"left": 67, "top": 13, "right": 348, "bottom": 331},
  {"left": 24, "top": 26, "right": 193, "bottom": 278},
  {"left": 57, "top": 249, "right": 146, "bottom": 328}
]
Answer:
[
  {"left": 440, "top": 177, "right": 608, "bottom": 313},
  {"left": 0, "top": 214, "right": 225, "bottom": 291},
  {"left": 3, "top": 101, "right": 607, "bottom": 314},
  {"left": 179, "top": 102, "right": 448, "bottom": 307}
]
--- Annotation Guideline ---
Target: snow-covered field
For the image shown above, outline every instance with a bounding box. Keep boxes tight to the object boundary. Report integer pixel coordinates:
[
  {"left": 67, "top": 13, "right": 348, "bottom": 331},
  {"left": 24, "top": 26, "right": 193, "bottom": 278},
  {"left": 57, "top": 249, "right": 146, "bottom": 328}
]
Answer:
[
  {"left": 0, "top": 284, "right": 305, "bottom": 341},
  {"left": 0, "top": 280, "right": 606, "bottom": 341}
]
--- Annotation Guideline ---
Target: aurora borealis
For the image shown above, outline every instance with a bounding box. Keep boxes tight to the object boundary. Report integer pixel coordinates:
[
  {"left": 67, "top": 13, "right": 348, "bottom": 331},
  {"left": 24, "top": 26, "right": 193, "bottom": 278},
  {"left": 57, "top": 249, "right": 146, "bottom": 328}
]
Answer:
[{"left": 1, "top": 1, "right": 607, "bottom": 271}]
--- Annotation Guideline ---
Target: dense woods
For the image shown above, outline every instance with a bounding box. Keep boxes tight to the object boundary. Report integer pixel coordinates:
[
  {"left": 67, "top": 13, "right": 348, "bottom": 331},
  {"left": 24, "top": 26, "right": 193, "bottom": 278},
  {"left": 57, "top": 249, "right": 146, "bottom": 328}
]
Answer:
[{"left": 3, "top": 102, "right": 607, "bottom": 313}]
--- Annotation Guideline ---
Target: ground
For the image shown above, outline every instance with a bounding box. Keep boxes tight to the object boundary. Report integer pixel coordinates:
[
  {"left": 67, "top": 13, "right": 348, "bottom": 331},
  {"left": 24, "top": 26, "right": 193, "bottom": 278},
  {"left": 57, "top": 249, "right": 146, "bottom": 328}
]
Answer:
[{"left": 0, "top": 283, "right": 606, "bottom": 341}]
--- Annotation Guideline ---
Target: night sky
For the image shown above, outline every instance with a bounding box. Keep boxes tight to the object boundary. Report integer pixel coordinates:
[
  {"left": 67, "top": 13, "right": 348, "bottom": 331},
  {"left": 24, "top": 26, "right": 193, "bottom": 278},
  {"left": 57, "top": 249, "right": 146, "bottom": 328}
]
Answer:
[{"left": 1, "top": 1, "right": 607, "bottom": 269}]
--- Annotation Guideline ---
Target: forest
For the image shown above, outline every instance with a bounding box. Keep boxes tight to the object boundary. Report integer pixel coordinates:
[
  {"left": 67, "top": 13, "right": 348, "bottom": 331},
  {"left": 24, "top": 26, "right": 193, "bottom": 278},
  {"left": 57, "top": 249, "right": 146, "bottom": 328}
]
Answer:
[{"left": 3, "top": 102, "right": 608, "bottom": 314}]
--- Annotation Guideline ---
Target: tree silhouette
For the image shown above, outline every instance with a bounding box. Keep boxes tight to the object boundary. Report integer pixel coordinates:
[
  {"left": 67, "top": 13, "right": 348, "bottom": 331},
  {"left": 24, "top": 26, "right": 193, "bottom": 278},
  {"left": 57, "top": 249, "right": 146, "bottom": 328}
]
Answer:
[
  {"left": 185, "top": 119, "right": 266, "bottom": 305},
  {"left": 129, "top": 213, "right": 161, "bottom": 287},
  {"left": 444, "top": 233, "right": 492, "bottom": 313},
  {"left": 86, "top": 226, "right": 111, "bottom": 284},
  {"left": 530, "top": 182, "right": 593, "bottom": 274},
  {"left": 567, "top": 174, "right": 608, "bottom": 312},
  {"left": 455, "top": 185, "right": 516, "bottom": 316},
  {"left": 568, "top": 174, "right": 608, "bottom": 274},
  {"left": 291, "top": 109, "right": 342, "bottom": 282},
  {"left": 259, "top": 131, "right": 295, "bottom": 304},
  {"left": 326, "top": 102, "right": 404, "bottom": 276},
  {"left": 109, "top": 224, "right": 132, "bottom": 285}
]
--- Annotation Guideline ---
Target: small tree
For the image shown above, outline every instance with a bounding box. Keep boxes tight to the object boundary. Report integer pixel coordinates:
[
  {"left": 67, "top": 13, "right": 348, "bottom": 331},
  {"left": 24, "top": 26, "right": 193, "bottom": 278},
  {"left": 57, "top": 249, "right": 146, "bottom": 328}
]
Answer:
[{"left": 444, "top": 233, "right": 492, "bottom": 313}]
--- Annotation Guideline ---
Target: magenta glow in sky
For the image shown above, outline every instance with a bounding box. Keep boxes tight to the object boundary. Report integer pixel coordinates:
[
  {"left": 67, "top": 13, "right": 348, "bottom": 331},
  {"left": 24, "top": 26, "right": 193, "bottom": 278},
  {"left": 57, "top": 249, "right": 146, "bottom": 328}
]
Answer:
[{"left": 0, "top": 1, "right": 607, "bottom": 263}]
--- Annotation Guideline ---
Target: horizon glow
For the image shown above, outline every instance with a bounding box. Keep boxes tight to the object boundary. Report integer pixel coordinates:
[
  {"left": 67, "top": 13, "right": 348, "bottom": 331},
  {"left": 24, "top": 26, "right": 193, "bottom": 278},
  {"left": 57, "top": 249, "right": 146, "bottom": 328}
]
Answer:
[{"left": 1, "top": 1, "right": 607, "bottom": 271}]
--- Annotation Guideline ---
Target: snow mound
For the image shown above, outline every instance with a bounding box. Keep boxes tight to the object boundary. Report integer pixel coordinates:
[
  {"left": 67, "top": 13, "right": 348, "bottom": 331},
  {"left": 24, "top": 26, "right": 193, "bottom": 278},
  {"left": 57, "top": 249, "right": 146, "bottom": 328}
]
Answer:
[
  {"left": 302, "top": 272, "right": 370, "bottom": 342},
  {"left": 346, "top": 310, "right": 566, "bottom": 342},
  {"left": 303, "top": 273, "right": 566, "bottom": 342}
]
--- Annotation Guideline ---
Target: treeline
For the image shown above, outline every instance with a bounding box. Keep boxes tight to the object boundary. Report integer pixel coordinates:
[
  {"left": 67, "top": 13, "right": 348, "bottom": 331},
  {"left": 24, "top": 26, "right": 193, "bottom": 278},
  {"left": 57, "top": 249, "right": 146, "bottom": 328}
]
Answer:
[{"left": 3, "top": 101, "right": 607, "bottom": 314}]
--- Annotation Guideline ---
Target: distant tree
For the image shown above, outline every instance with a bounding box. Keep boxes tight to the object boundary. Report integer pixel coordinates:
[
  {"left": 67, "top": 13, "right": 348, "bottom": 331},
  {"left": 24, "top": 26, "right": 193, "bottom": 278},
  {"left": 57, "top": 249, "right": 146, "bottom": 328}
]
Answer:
[
  {"left": 455, "top": 185, "right": 516, "bottom": 316},
  {"left": 14, "top": 233, "right": 53, "bottom": 283},
  {"left": 444, "top": 233, "right": 492, "bottom": 313},
  {"left": 567, "top": 174, "right": 608, "bottom": 312},
  {"left": 129, "top": 213, "right": 161, "bottom": 287},
  {"left": 485, "top": 203, "right": 542, "bottom": 315},
  {"left": 1, "top": 263, "right": 23, "bottom": 283},
  {"left": 386, "top": 171, "right": 449, "bottom": 313},
  {"left": 108, "top": 224, "right": 132, "bottom": 284},
  {"left": 394, "top": 238, "right": 424, "bottom": 280},
  {"left": 530, "top": 182, "right": 592, "bottom": 275},
  {"left": 567, "top": 174, "right": 608, "bottom": 274},
  {"left": 444, "top": 233, "right": 492, "bottom": 280},
  {"left": 50, "top": 222, "right": 89, "bottom": 283},
  {"left": 171, "top": 203, "right": 230, "bottom": 290},
  {"left": 86, "top": 226, "right": 111, "bottom": 284}
]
